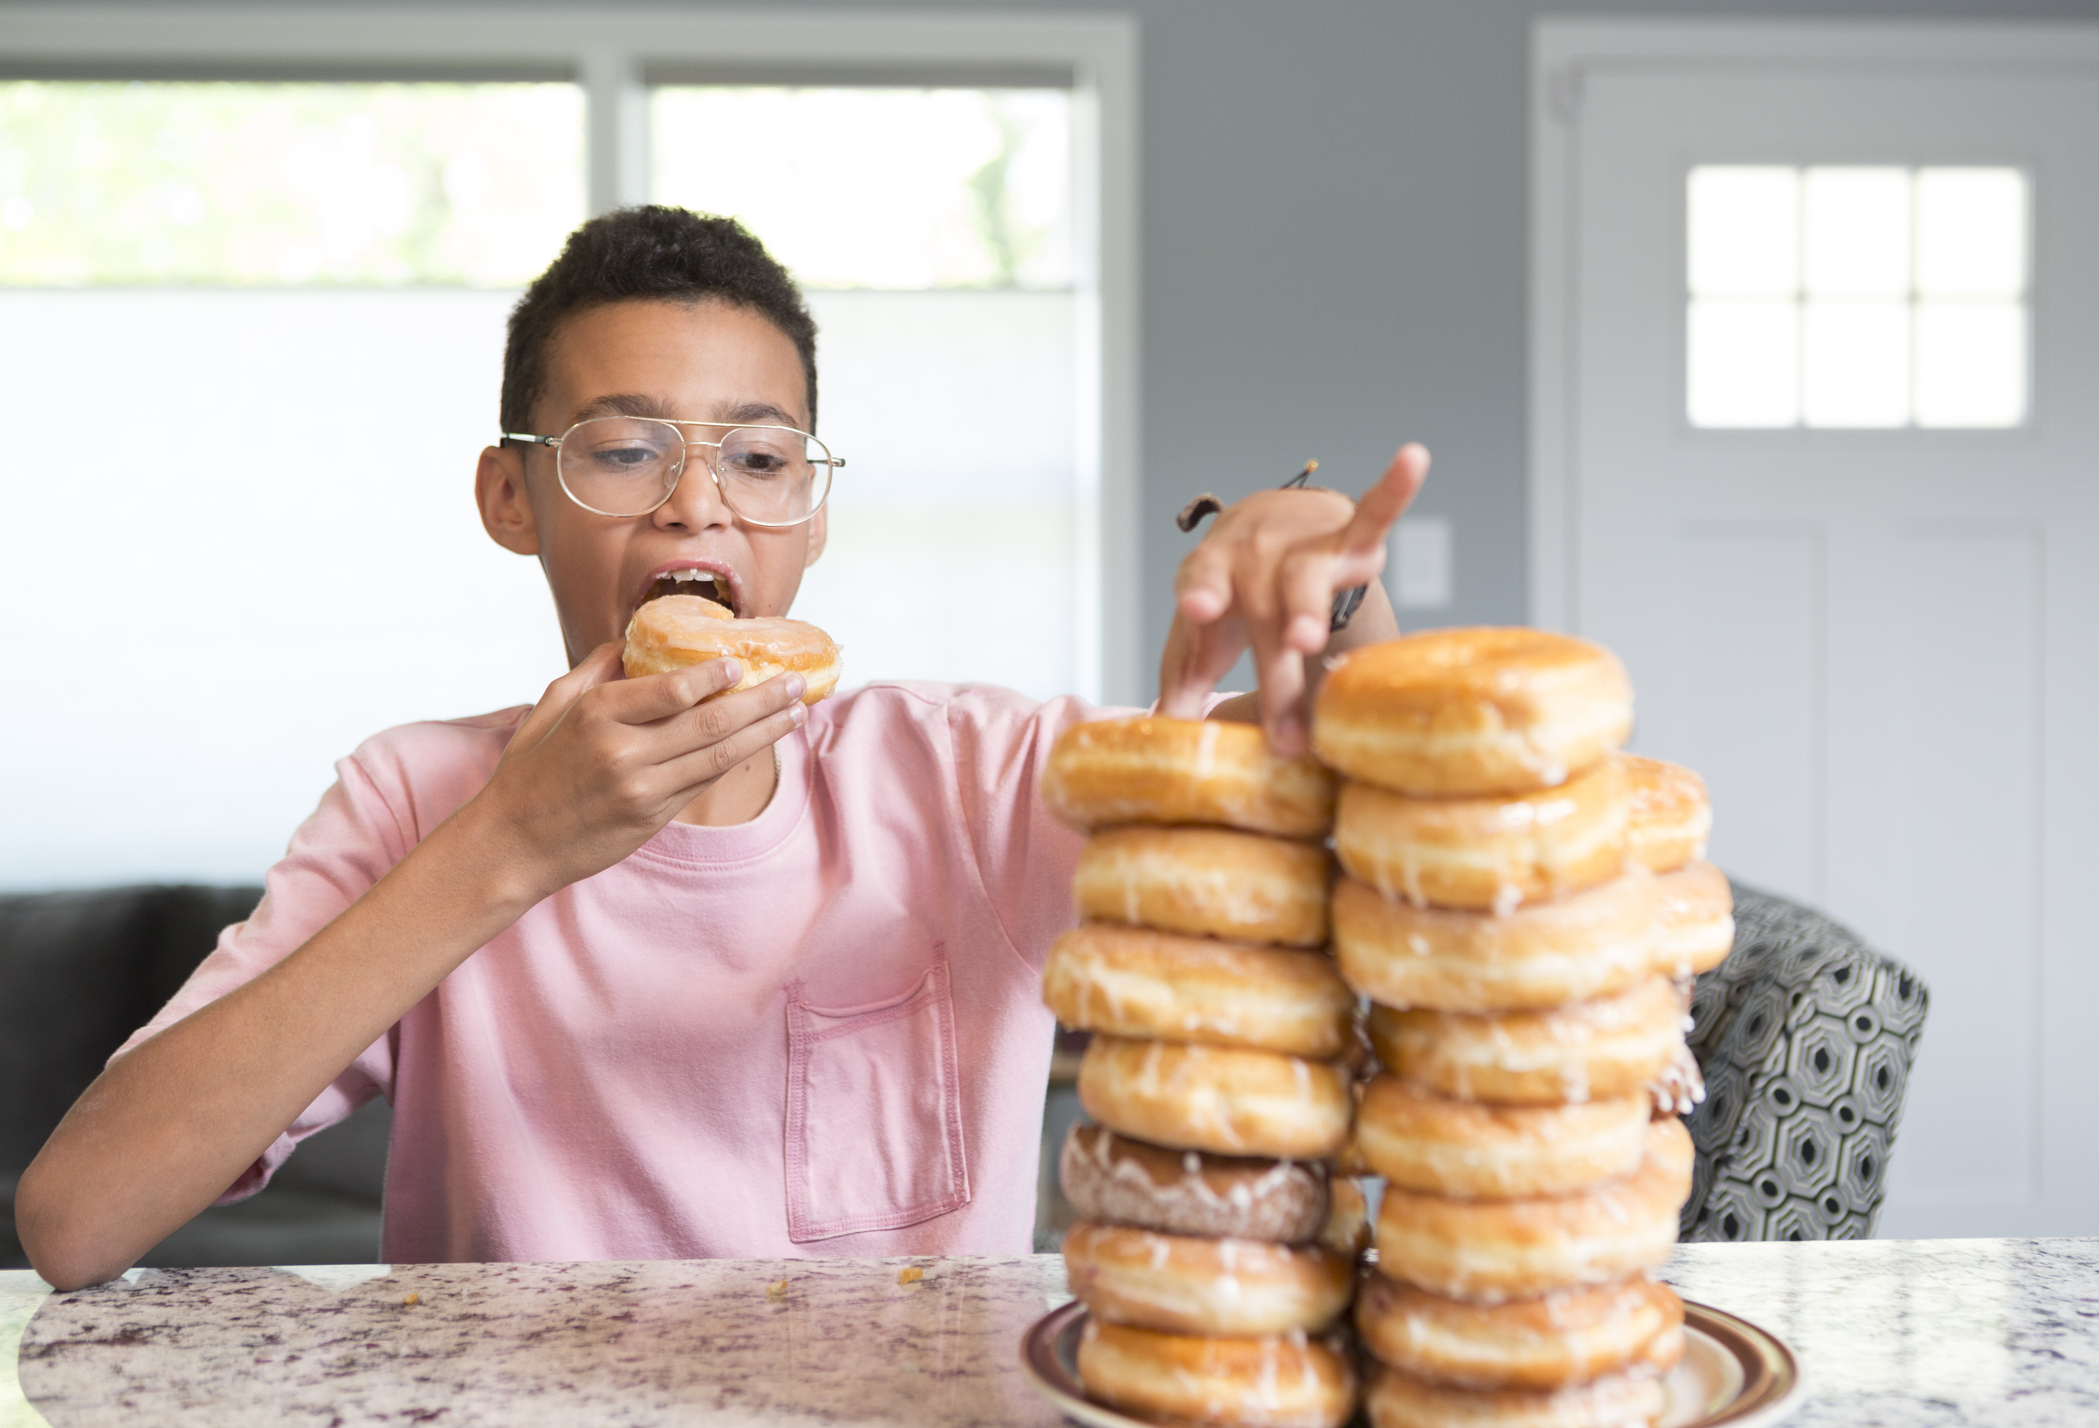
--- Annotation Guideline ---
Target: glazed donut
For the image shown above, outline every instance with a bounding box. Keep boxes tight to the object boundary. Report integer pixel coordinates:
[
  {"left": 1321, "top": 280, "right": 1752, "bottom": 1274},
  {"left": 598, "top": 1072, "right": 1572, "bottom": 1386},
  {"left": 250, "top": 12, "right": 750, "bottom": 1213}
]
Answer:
[
  {"left": 1364, "top": 1362, "right": 1667, "bottom": 1428},
  {"left": 1078, "top": 1318, "right": 1360, "bottom": 1428},
  {"left": 1043, "top": 716, "right": 1337, "bottom": 839},
  {"left": 1356, "top": 1274, "right": 1685, "bottom": 1391},
  {"left": 1059, "top": 1124, "right": 1330, "bottom": 1244},
  {"left": 1333, "top": 872, "right": 1656, "bottom": 1014},
  {"left": 1043, "top": 924, "right": 1354, "bottom": 1060},
  {"left": 623, "top": 594, "right": 842, "bottom": 703},
  {"left": 1373, "top": 1120, "right": 1693, "bottom": 1303},
  {"left": 1064, "top": 1222, "right": 1355, "bottom": 1335},
  {"left": 1312, "top": 628, "right": 1633, "bottom": 798},
  {"left": 1367, "top": 977, "right": 1686, "bottom": 1106},
  {"left": 1353, "top": 1076, "right": 1649, "bottom": 1199},
  {"left": 1079, "top": 1035, "right": 1353, "bottom": 1160},
  {"left": 1652, "top": 861, "right": 1734, "bottom": 978},
  {"left": 1333, "top": 760, "right": 1631, "bottom": 915},
  {"left": 1318, "top": 1175, "right": 1374, "bottom": 1259},
  {"left": 1618, "top": 755, "right": 1711, "bottom": 875},
  {"left": 1074, "top": 827, "right": 1332, "bottom": 948}
]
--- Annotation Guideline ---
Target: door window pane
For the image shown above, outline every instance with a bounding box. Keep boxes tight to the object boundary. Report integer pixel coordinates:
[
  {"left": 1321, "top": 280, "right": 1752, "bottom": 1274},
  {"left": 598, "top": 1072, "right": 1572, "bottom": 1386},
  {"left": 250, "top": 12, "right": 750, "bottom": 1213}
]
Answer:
[
  {"left": 0, "top": 82, "right": 583, "bottom": 888},
  {"left": 1688, "top": 166, "right": 1798, "bottom": 296},
  {"left": 1684, "top": 164, "right": 2029, "bottom": 430},
  {"left": 651, "top": 86, "right": 1086, "bottom": 701}
]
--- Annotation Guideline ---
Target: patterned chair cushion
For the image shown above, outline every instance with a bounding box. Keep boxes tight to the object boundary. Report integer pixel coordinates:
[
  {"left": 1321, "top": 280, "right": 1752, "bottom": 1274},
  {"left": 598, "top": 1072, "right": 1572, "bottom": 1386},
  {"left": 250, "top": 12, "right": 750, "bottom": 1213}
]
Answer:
[{"left": 1680, "top": 882, "right": 1928, "bottom": 1242}]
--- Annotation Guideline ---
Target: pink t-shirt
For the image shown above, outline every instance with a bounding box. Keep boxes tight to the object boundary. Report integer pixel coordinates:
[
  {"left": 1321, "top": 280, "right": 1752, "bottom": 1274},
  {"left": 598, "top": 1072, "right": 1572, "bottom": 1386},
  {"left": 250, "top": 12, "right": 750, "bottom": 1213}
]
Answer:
[{"left": 118, "top": 682, "right": 1120, "bottom": 1264}]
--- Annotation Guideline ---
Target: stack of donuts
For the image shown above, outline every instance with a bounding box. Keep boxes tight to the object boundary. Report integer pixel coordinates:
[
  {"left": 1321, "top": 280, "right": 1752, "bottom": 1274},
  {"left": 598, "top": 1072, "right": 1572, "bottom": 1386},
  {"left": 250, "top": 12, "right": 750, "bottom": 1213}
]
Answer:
[
  {"left": 1310, "top": 627, "right": 1732, "bottom": 1428},
  {"left": 1040, "top": 717, "right": 1366, "bottom": 1428}
]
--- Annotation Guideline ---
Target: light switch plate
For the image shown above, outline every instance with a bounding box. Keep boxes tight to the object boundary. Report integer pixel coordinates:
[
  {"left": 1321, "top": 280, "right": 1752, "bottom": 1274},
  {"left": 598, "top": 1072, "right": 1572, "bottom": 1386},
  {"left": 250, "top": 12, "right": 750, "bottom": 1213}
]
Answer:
[{"left": 1395, "top": 517, "right": 1452, "bottom": 609}]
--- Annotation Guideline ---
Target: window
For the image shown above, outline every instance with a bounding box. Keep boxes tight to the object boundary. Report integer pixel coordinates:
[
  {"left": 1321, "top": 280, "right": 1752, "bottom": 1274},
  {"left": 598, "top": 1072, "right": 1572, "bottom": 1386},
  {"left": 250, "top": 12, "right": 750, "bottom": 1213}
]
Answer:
[
  {"left": 0, "top": 79, "right": 583, "bottom": 886},
  {"left": 0, "top": 13, "right": 1132, "bottom": 890},
  {"left": 1685, "top": 165, "right": 2029, "bottom": 429},
  {"left": 650, "top": 85, "right": 1085, "bottom": 699}
]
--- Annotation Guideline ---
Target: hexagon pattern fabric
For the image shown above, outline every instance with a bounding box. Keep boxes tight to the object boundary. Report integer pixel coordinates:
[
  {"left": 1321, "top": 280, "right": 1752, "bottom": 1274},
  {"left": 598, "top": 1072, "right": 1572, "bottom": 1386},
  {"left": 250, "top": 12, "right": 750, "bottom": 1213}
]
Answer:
[{"left": 1680, "top": 882, "right": 1929, "bottom": 1242}]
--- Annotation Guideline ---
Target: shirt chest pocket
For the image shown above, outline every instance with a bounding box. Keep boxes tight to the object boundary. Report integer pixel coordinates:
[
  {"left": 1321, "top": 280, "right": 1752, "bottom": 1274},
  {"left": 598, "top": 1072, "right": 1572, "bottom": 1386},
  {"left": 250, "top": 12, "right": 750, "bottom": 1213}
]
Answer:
[{"left": 784, "top": 957, "right": 971, "bottom": 1242}]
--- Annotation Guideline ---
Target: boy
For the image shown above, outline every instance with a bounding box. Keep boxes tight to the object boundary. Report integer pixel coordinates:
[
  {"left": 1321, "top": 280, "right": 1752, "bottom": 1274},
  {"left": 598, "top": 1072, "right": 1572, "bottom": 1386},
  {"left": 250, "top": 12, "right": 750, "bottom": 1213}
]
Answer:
[{"left": 19, "top": 207, "right": 1424, "bottom": 1288}]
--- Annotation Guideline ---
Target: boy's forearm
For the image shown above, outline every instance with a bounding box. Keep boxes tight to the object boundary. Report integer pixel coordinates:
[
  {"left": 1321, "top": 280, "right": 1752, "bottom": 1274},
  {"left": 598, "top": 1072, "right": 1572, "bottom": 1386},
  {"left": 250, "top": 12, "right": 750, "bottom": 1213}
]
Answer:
[{"left": 16, "top": 794, "right": 547, "bottom": 1290}]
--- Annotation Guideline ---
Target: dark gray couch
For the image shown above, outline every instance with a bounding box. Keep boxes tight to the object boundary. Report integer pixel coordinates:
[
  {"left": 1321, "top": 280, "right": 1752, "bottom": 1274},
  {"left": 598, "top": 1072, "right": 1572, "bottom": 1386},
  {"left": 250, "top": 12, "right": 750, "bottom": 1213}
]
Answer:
[{"left": 0, "top": 885, "right": 388, "bottom": 1270}]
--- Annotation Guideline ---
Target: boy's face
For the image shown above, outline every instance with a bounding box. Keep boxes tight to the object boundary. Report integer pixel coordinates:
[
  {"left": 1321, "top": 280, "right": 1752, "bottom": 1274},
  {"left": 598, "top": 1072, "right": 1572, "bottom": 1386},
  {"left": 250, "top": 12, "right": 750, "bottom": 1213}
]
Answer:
[{"left": 476, "top": 297, "right": 825, "bottom": 666}]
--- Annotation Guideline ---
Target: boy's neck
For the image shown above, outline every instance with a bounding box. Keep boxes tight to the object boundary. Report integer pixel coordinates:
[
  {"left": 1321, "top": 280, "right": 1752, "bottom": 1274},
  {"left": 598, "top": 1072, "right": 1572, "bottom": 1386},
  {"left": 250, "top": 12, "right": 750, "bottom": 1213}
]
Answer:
[{"left": 672, "top": 747, "right": 779, "bottom": 826}]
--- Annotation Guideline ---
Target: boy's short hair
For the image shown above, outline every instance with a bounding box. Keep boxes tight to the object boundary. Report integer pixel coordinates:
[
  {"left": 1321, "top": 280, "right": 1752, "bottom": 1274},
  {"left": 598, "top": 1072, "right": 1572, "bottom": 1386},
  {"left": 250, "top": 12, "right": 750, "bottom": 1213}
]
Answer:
[{"left": 501, "top": 205, "right": 819, "bottom": 436}]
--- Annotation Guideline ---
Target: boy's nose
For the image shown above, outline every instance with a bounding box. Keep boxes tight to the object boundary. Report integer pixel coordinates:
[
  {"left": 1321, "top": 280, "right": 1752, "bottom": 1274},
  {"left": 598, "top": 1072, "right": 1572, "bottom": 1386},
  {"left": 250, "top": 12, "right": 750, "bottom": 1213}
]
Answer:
[{"left": 652, "top": 454, "right": 732, "bottom": 532}]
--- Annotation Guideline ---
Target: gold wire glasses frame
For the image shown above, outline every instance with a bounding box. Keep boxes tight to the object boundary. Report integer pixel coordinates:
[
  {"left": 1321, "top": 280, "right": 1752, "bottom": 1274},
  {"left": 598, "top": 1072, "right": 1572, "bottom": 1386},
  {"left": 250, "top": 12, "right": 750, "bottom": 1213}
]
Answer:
[{"left": 502, "top": 417, "right": 845, "bottom": 528}]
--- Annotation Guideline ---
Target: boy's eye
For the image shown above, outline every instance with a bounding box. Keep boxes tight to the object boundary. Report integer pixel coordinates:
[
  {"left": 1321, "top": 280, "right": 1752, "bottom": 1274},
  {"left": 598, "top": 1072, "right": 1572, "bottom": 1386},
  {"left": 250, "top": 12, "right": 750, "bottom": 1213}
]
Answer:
[{"left": 584, "top": 441, "right": 672, "bottom": 475}]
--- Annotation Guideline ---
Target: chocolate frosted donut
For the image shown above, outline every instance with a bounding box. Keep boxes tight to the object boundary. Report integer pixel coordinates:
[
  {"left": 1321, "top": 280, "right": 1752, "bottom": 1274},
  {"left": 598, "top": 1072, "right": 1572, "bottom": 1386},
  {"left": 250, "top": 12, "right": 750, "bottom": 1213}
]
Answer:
[{"left": 1060, "top": 1124, "right": 1330, "bottom": 1244}]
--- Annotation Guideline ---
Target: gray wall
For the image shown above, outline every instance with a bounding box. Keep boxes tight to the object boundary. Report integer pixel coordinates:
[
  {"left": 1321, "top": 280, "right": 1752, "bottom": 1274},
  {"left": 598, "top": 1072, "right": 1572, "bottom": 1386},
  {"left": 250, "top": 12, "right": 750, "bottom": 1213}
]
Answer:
[
  {"left": 30, "top": 0, "right": 2099, "bottom": 699},
  {"left": 789, "top": 0, "right": 2099, "bottom": 698}
]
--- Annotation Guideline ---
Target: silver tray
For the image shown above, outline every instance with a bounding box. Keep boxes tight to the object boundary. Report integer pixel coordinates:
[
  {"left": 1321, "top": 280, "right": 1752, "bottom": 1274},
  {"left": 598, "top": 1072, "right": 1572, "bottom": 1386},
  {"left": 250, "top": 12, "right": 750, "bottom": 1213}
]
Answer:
[{"left": 1019, "top": 1298, "right": 1804, "bottom": 1428}]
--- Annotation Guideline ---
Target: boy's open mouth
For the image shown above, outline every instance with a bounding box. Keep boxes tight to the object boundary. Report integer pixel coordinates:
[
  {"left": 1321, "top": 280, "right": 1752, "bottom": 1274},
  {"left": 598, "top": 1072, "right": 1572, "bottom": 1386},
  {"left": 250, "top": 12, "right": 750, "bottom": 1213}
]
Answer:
[{"left": 642, "top": 569, "right": 736, "bottom": 616}]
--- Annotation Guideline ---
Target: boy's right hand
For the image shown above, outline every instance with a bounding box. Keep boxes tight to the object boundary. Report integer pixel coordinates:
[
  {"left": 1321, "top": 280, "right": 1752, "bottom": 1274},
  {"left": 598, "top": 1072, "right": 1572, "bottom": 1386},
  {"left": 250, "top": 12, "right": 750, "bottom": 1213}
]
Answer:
[{"left": 473, "top": 641, "right": 808, "bottom": 895}]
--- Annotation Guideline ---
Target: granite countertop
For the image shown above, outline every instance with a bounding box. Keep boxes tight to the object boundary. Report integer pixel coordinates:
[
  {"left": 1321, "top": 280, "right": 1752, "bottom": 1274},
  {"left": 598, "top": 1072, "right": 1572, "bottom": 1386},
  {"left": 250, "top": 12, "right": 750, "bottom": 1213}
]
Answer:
[{"left": 2, "top": 1238, "right": 2093, "bottom": 1427}]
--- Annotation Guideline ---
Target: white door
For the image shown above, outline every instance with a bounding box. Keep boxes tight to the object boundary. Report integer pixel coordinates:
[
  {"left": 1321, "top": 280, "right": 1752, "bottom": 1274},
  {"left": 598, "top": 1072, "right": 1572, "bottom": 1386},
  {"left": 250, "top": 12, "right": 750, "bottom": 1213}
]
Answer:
[{"left": 1534, "top": 23, "right": 2099, "bottom": 1238}]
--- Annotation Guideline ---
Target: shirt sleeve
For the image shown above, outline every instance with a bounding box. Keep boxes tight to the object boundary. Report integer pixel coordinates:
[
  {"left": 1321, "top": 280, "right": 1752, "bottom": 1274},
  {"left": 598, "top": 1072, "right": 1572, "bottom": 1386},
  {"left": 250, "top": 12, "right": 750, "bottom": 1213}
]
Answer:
[
  {"left": 108, "top": 747, "right": 417, "bottom": 1204},
  {"left": 946, "top": 687, "right": 1236, "bottom": 973}
]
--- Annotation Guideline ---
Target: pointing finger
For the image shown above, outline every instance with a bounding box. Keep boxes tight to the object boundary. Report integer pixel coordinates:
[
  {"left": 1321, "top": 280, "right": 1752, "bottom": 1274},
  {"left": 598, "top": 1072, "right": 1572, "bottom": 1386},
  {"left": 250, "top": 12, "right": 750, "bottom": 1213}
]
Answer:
[{"left": 1338, "top": 443, "right": 1430, "bottom": 558}]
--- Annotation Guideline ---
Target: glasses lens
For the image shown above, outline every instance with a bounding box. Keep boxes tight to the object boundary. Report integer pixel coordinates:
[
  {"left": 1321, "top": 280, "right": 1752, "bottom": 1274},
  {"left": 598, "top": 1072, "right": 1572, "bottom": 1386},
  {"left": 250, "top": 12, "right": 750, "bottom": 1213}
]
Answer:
[
  {"left": 557, "top": 417, "right": 682, "bottom": 516},
  {"left": 714, "top": 427, "right": 832, "bottom": 526}
]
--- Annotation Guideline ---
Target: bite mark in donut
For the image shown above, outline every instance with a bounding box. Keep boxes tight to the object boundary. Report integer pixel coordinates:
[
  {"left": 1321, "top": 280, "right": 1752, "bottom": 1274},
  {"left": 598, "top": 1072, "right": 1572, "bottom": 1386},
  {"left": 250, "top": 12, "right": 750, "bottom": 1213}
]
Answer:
[
  {"left": 1044, "top": 923, "right": 1354, "bottom": 1060},
  {"left": 1059, "top": 1124, "right": 1330, "bottom": 1245},
  {"left": 1312, "top": 628, "right": 1633, "bottom": 798},
  {"left": 1044, "top": 716, "right": 1338, "bottom": 839},
  {"left": 622, "top": 593, "right": 842, "bottom": 703}
]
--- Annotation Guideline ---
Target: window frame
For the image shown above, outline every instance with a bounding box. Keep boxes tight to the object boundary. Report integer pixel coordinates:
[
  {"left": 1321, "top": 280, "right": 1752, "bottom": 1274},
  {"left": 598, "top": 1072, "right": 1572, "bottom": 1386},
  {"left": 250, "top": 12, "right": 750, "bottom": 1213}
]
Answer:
[{"left": 3, "top": 3, "right": 1141, "bottom": 704}]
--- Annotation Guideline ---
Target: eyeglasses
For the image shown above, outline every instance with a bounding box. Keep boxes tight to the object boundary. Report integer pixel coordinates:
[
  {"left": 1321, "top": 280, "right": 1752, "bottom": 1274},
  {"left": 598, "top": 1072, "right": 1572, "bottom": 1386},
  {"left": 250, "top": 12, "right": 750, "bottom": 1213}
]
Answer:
[{"left": 502, "top": 417, "right": 843, "bottom": 527}]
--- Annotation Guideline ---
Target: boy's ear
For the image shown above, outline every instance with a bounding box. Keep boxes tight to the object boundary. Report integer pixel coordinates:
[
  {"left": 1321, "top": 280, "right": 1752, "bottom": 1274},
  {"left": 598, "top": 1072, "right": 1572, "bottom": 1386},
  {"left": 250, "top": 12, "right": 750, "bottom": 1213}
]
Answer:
[
  {"left": 803, "top": 506, "right": 828, "bottom": 569},
  {"left": 476, "top": 444, "right": 541, "bottom": 556}
]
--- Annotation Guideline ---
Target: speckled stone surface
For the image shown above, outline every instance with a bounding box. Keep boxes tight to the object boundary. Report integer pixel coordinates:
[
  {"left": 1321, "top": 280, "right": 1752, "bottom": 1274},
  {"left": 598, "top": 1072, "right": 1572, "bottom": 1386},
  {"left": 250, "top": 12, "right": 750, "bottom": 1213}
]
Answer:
[
  {"left": 8, "top": 1257, "right": 1074, "bottom": 1427},
  {"left": 1658, "top": 1238, "right": 2099, "bottom": 1427},
  {"left": 2, "top": 1239, "right": 2093, "bottom": 1426}
]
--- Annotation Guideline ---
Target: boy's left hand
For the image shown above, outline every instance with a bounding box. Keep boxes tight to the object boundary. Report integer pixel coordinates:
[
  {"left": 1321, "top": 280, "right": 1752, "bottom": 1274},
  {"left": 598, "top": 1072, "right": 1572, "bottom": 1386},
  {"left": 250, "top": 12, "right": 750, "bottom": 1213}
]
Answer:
[{"left": 1157, "top": 443, "right": 1429, "bottom": 755}]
